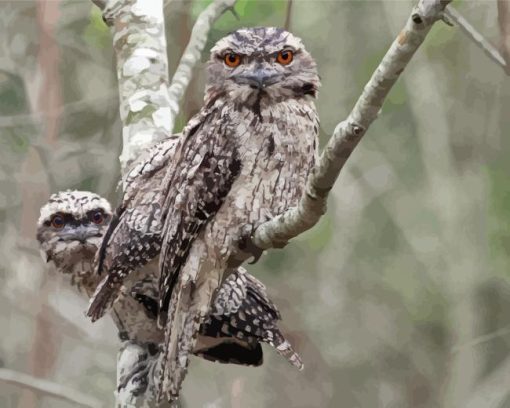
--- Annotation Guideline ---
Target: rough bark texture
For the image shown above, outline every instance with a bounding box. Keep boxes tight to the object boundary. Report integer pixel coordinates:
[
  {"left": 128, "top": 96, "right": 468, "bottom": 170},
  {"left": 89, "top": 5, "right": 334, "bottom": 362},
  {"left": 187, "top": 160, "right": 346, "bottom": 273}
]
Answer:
[
  {"left": 251, "top": 0, "right": 453, "bottom": 250},
  {"left": 100, "top": 0, "right": 172, "bottom": 172}
]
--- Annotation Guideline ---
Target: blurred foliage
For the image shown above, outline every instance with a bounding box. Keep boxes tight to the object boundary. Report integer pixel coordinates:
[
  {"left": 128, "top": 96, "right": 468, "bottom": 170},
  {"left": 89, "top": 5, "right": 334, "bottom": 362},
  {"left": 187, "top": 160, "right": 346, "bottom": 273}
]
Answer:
[{"left": 83, "top": 7, "right": 111, "bottom": 50}]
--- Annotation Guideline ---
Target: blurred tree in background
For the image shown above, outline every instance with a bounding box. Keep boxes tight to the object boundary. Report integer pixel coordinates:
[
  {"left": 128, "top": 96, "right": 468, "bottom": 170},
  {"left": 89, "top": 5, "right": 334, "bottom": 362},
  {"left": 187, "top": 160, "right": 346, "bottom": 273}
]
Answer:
[{"left": 1, "top": 0, "right": 510, "bottom": 407}]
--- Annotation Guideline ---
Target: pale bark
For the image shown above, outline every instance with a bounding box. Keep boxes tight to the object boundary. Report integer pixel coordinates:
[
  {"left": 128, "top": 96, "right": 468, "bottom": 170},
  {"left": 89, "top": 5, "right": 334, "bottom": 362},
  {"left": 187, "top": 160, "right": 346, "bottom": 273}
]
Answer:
[
  {"left": 251, "top": 0, "right": 453, "bottom": 250},
  {"left": 96, "top": 0, "right": 172, "bottom": 172},
  {"left": 0, "top": 368, "right": 103, "bottom": 408},
  {"left": 94, "top": 0, "right": 237, "bottom": 171}
]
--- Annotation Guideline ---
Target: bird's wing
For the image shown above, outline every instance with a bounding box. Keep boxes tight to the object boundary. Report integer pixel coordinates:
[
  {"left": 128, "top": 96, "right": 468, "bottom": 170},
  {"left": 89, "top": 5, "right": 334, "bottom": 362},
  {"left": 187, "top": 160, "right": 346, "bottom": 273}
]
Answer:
[
  {"left": 157, "top": 106, "right": 241, "bottom": 318},
  {"left": 209, "top": 268, "right": 249, "bottom": 316},
  {"left": 154, "top": 106, "right": 242, "bottom": 402},
  {"left": 201, "top": 267, "right": 302, "bottom": 370},
  {"left": 87, "top": 136, "right": 178, "bottom": 322},
  {"left": 122, "top": 135, "right": 180, "bottom": 205},
  {"left": 210, "top": 267, "right": 280, "bottom": 319}
]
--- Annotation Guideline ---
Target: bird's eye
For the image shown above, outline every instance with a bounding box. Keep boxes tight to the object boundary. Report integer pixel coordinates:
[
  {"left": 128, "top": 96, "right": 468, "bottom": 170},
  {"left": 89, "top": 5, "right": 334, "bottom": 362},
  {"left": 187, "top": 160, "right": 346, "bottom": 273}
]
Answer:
[
  {"left": 276, "top": 49, "right": 294, "bottom": 65},
  {"left": 50, "top": 214, "right": 65, "bottom": 229},
  {"left": 224, "top": 53, "right": 241, "bottom": 68},
  {"left": 90, "top": 211, "right": 104, "bottom": 225}
]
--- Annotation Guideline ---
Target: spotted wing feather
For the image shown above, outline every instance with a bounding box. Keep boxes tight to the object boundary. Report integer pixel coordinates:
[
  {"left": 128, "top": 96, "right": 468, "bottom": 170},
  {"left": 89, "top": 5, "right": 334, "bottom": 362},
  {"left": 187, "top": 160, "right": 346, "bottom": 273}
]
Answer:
[
  {"left": 202, "top": 268, "right": 302, "bottom": 369},
  {"left": 157, "top": 108, "right": 241, "bottom": 319},
  {"left": 155, "top": 108, "right": 242, "bottom": 401},
  {"left": 87, "top": 137, "right": 178, "bottom": 321}
]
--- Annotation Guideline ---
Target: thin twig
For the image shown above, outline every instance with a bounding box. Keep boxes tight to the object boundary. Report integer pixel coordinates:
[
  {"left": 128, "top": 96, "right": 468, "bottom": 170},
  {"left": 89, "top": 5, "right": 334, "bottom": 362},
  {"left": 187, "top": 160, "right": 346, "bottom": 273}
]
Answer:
[
  {"left": 464, "top": 355, "right": 510, "bottom": 408},
  {"left": 0, "top": 368, "right": 103, "bottom": 408},
  {"left": 250, "top": 0, "right": 453, "bottom": 250},
  {"left": 444, "top": 5, "right": 508, "bottom": 73},
  {"left": 451, "top": 326, "right": 510, "bottom": 354},
  {"left": 284, "top": 0, "right": 293, "bottom": 31},
  {"left": 497, "top": 0, "right": 510, "bottom": 71},
  {"left": 167, "top": 0, "right": 238, "bottom": 132}
]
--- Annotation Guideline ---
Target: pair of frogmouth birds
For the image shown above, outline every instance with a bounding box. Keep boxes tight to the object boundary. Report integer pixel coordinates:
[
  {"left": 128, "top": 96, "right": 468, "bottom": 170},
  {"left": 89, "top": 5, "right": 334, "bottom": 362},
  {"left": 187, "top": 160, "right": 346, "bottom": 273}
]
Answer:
[{"left": 36, "top": 27, "right": 321, "bottom": 404}]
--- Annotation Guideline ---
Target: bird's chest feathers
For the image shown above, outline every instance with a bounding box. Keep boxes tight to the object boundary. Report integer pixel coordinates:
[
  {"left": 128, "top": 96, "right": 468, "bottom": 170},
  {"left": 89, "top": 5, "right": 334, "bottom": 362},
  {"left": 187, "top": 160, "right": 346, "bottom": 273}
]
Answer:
[
  {"left": 222, "top": 100, "right": 317, "bottom": 219},
  {"left": 233, "top": 100, "right": 316, "bottom": 171}
]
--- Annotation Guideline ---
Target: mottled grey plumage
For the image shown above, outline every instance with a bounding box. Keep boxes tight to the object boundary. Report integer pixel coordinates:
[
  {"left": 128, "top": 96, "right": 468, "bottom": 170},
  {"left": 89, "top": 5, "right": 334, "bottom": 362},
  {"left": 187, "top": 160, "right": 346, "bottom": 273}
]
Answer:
[
  {"left": 88, "top": 27, "right": 319, "bottom": 402},
  {"left": 37, "top": 190, "right": 302, "bottom": 373},
  {"left": 37, "top": 190, "right": 163, "bottom": 344}
]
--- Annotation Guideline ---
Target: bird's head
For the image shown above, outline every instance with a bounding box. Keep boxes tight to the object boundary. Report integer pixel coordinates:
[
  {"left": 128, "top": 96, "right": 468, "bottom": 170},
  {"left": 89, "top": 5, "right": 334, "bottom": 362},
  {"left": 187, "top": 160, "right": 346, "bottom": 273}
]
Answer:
[
  {"left": 205, "top": 27, "right": 320, "bottom": 107},
  {"left": 36, "top": 190, "right": 112, "bottom": 268}
]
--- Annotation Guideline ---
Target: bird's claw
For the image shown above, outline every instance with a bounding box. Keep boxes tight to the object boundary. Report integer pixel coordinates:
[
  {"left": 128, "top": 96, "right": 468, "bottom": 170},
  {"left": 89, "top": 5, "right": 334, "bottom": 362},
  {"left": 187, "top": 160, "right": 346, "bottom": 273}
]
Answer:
[{"left": 239, "top": 227, "right": 264, "bottom": 264}]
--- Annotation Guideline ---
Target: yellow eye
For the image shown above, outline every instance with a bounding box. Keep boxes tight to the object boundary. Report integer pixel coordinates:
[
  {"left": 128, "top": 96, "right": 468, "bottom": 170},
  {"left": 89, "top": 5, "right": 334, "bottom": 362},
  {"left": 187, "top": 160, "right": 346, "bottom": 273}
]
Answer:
[
  {"left": 224, "top": 53, "right": 241, "bottom": 68},
  {"left": 276, "top": 49, "right": 294, "bottom": 65}
]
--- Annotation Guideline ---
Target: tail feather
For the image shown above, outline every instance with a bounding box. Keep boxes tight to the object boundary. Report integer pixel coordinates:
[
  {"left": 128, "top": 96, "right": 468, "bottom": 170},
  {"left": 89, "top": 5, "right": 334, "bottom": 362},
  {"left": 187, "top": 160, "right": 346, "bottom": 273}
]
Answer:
[
  {"left": 266, "top": 329, "right": 304, "bottom": 370},
  {"left": 157, "top": 281, "right": 207, "bottom": 403},
  {"left": 87, "top": 275, "right": 121, "bottom": 322}
]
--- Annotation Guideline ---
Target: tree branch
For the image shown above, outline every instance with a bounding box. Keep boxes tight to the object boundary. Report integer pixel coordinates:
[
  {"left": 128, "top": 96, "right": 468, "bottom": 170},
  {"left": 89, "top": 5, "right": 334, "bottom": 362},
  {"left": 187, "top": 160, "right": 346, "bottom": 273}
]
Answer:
[
  {"left": 90, "top": 0, "right": 238, "bottom": 405},
  {"left": 251, "top": 0, "right": 453, "bottom": 250},
  {"left": 444, "top": 5, "right": 508, "bottom": 73},
  {"left": 0, "top": 368, "right": 103, "bottom": 408},
  {"left": 96, "top": 0, "right": 172, "bottom": 172},
  {"left": 167, "top": 0, "right": 237, "bottom": 132},
  {"left": 498, "top": 0, "right": 510, "bottom": 71}
]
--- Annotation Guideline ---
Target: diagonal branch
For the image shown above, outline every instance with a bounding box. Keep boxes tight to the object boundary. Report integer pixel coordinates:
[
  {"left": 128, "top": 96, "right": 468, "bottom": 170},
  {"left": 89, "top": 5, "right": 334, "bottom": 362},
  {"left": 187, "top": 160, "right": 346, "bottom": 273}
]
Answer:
[
  {"left": 251, "top": 0, "right": 453, "bottom": 250},
  {"left": 444, "top": 5, "right": 508, "bottom": 73},
  {"left": 0, "top": 368, "right": 103, "bottom": 408},
  {"left": 167, "top": 0, "right": 237, "bottom": 132},
  {"left": 498, "top": 0, "right": 510, "bottom": 71}
]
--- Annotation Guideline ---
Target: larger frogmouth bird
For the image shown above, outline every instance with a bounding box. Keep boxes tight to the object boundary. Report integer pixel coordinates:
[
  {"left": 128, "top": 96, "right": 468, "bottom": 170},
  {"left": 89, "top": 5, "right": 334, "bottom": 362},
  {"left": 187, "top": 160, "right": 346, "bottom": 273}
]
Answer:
[
  {"left": 37, "top": 190, "right": 302, "bottom": 371},
  {"left": 87, "top": 26, "right": 319, "bottom": 402}
]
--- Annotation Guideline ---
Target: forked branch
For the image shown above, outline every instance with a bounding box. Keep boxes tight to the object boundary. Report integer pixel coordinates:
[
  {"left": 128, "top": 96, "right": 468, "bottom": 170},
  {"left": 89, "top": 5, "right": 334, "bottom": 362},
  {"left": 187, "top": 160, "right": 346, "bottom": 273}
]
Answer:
[{"left": 251, "top": 0, "right": 453, "bottom": 250}]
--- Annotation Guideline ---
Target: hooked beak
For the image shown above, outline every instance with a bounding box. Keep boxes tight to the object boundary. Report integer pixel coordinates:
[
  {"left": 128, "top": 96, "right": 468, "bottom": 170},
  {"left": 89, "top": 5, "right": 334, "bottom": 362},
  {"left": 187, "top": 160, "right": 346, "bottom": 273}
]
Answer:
[
  {"left": 59, "top": 225, "right": 102, "bottom": 243},
  {"left": 233, "top": 69, "right": 281, "bottom": 90}
]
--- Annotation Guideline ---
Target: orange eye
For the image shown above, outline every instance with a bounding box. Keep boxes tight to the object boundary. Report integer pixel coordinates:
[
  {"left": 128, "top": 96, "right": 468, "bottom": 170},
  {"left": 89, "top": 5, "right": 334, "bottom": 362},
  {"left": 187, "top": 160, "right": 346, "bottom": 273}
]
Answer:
[
  {"left": 277, "top": 49, "right": 294, "bottom": 65},
  {"left": 224, "top": 53, "right": 241, "bottom": 68},
  {"left": 50, "top": 214, "right": 65, "bottom": 229}
]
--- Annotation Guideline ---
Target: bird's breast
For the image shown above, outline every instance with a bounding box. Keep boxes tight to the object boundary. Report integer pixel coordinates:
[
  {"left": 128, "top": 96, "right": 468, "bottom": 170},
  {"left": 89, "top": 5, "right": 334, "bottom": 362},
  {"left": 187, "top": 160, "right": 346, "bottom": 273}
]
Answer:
[{"left": 216, "top": 99, "right": 319, "bottom": 228}]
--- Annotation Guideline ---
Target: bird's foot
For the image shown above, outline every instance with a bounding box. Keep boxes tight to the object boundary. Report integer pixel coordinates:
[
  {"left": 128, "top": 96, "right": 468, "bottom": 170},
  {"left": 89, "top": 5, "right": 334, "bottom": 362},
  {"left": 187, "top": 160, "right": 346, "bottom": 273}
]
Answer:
[{"left": 238, "top": 225, "right": 264, "bottom": 265}]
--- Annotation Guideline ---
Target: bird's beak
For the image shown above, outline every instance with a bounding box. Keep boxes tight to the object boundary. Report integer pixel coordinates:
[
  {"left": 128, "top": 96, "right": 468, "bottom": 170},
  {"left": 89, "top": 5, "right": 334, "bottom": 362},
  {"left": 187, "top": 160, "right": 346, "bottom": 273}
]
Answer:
[
  {"left": 232, "top": 68, "right": 281, "bottom": 90},
  {"left": 61, "top": 225, "right": 102, "bottom": 243}
]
